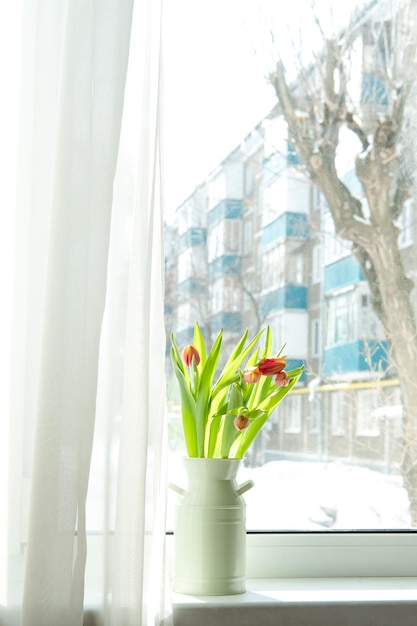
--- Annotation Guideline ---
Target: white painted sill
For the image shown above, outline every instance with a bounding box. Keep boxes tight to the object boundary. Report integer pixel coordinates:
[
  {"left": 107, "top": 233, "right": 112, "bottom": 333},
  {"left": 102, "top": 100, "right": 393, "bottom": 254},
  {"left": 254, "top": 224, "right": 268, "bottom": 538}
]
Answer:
[
  {"left": 168, "top": 532, "right": 417, "bottom": 625},
  {"left": 172, "top": 577, "right": 417, "bottom": 626}
]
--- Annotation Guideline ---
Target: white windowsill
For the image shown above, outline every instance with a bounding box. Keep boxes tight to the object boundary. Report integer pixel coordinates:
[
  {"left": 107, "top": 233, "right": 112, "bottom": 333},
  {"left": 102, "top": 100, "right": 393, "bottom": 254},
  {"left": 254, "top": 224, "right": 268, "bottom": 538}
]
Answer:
[{"left": 172, "top": 577, "right": 417, "bottom": 626}]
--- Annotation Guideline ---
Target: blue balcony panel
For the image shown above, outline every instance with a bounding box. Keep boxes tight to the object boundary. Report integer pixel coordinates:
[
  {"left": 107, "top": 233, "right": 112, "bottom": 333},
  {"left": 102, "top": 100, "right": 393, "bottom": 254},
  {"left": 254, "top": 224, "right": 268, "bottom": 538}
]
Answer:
[
  {"left": 175, "top": 327, "right": 195, "bottom": 347},
  {"left": 285, "top": 358, "right": 306, "bottom": 383},
  {"left": 361, "top": 73, "right": 388, "bottom": 106},
  {"left": 208, "top": 255, "right": 241, "bottom": 278},
  {"left": 323, "top": 339, "right": 389, "bottom": 377},
  {"left": 208, "top": 199, "right": 242, "bottom": 226},
  {"left": 211, "top": 312, "right": 241, "bottom": 334},
  {"left": 262, "top": 212, "right": 309, "bottom": 246},
  {"left": 177, "top": 278, "right": 205, "bottom": 298},
  {"left": 260, "top": 285, "right": 308, "bottom": 317},
  {"left": 179, "top": 227, "right": 207, "bottom": 252},
  {"left": 324, "top": 256, "right": 365, "bottom": 294}
]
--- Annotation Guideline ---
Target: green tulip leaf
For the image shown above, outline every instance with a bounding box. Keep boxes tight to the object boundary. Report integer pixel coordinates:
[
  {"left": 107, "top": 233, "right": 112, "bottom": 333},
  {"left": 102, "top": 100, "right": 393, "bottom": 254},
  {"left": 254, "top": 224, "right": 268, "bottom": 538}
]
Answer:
[
  {"left": 193, "top": 321, "right": 207, "bottom": 369},
  {"left": 220, "top": 384, "right": 243, "bottom": 458},
  {"left": 170, "top": 347, "right": 198, "bottom": 456}
]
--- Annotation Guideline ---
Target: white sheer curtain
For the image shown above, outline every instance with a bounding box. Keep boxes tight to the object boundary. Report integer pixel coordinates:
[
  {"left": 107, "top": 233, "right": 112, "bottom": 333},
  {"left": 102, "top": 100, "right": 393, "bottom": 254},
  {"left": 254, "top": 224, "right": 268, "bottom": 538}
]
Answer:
[{"left": 1, "top": 0, "right": 170, "bottom": 625}]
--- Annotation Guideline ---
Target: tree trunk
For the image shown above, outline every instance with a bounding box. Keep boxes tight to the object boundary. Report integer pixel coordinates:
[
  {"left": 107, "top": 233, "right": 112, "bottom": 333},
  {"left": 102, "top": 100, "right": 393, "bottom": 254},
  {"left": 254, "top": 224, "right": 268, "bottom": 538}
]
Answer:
[{"left": 271, "top": 56, "right": 417, "bottom": 525}]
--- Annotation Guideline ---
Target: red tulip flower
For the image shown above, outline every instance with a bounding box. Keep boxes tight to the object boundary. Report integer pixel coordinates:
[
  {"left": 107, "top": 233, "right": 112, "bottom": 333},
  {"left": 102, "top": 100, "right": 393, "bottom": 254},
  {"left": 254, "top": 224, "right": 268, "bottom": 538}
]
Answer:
[
  {"left": 257, "top": 357, "right": 286, "bottom": 376},
  {"left": 234, "top": 415, "right": 250, "bottom": 431},
  {"left": 242, "top": 366, "right": 262, "bottom": 383},
  {"left": 274, "top": 371, "right": 290, "bottom": 387},
  {"left": 181, "top": 344, "right": 200, "bottom": 367}
]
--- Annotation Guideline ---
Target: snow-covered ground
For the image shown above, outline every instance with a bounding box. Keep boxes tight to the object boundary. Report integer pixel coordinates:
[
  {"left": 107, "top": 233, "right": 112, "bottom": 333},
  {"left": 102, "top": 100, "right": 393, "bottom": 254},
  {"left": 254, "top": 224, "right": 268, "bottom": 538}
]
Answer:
[{"left": 167, "top": 455, "right": 413, "bottom": 531}]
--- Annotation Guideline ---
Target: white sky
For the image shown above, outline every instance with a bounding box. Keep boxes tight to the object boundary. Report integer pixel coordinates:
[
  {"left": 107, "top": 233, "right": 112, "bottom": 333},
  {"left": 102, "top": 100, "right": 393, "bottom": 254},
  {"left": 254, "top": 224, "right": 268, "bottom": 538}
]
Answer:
[
  {"left": 162, "top": 0, "right": 364, "bottom": 218},
  {"left": 162, "top": 0, "right": 277, "bottom": 216}
]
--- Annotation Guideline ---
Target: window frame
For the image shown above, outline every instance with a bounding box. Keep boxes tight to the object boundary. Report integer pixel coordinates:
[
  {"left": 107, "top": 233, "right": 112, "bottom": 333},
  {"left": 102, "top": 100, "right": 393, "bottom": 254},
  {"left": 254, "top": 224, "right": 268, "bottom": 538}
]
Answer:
[{"left": 166, "top": 530, "right": 417, "bottom": 578}]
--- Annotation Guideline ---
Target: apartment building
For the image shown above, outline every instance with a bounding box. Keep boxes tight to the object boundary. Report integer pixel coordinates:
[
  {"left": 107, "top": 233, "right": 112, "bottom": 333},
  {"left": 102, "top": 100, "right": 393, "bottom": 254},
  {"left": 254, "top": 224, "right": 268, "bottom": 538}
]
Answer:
[{"left": 165, "top": 0, "right": 416, "bottom": 473}]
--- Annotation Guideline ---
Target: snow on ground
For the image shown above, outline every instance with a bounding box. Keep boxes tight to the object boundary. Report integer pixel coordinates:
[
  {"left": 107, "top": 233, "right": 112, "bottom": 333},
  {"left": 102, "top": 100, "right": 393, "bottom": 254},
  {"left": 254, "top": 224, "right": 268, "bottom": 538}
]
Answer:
[{"left": 167, "top": 454, "right": 413, "bottom": 531}]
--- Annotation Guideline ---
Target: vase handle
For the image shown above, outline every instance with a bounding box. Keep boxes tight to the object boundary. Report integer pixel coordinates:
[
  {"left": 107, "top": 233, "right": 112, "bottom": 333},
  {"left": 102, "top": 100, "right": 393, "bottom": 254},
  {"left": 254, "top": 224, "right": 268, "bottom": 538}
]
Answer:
[
  {"left": 236, "top": 479, "right": 254, "bottom": 496},
  {"left": 168, "top": 482, "right": 187, "bottom": 497}
]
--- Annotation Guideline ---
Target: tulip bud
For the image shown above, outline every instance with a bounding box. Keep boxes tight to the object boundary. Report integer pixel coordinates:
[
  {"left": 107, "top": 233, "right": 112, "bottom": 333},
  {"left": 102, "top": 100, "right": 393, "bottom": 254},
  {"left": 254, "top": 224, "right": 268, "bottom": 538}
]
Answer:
[
  {"left": 181, "top": 344, "right": 200, "bottom": 367},
  {"left": 274, "top": 371, "right": 290, "bottom": 387},
  {"left": 257, "top": 357, "right": 286, "bottom": 376},
  {"left": 234, "top": 415, "right": 250, "bottom": 431},
  {"left": 242, "top": 366, "right": 261, "bottom": 383}
]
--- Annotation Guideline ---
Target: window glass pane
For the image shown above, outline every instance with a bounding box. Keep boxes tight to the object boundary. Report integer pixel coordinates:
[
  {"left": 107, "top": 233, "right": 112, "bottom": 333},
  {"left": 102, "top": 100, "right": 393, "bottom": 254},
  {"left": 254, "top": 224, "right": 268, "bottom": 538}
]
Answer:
[{"left": 164, "top": 0, "right": 417, "bottom": 532}]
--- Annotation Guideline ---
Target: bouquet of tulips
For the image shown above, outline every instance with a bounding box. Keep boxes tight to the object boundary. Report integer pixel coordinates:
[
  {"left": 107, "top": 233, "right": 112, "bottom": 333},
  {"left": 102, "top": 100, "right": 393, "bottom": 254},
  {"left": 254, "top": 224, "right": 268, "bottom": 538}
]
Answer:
[{"left": 170, "top": 323, "right": 303, "bottom": 459}]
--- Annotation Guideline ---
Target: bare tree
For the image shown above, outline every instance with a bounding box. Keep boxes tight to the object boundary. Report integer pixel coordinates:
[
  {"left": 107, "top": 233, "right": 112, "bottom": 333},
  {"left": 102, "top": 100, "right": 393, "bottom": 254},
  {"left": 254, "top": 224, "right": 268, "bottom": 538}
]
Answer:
[{"left": 266, "top": 0, "right": 417, "bottom": 523}]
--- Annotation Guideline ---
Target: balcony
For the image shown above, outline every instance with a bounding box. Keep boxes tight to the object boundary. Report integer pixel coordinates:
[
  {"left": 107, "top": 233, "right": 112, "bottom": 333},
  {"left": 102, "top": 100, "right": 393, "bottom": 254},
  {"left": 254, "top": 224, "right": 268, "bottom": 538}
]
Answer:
[
  {"left": 324, "top": 256, "right": 365, "bottom": 294},
  {"left": 361, "top": 73, "right": 388, "bottom": 106},
  {"left": 178, "top": 227, "right": 207, "bottom": 252},
  {"left": 323, "top": 339, "right": 389, "bottom": 378},
  {"left": 210, "top": 312, "right": 241, "bottom": 334},
  {"left": 208, "top": 255, "right": 241, "bottom": 278},
  {"left": 260, "top": 285, "right": 307, "bottom": 316},
  {"left": 177, "top": 278, "right": 206, "bottom": 298},
  {"left": 286, "top": 357, "right": 306, "bottom": 382},
  {"left": 262, "top": 212, "right": 309, "bottom": 247},
  {"left": 208, "top": 199, "right": 242, "bottom": 227}
]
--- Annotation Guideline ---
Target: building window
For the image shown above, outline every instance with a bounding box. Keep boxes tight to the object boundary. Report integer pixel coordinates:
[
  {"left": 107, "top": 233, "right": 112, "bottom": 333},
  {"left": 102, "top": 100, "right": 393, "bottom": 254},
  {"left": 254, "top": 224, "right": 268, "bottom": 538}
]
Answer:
[
  {"left": 208, "top": 219, "right": 241, "bottom": 262},
  {"left": 326, "top": 289, "right": 358, "bottom": 347},
  {"left": 210, "top": 276, "right": 242, "bottom": 314},
  {"left": 313, "top": 186, "right": 324, "bottom": 211},
  {"left": 178, "top": 247, "right": 206, "bottom": 284},
  {"left": 288, "top": 253, "right": 304, "bottom": 285},
  {"left": 244, "top": 162, "right": 255, "bottom": 196},
  {"left": 262, "top": 177, "right": 287, "bottom": 226},
  {"left": 284, "top": 394, "right": 302, "bottom": 433},
  {"left": 243, "top": 219, "right": 253, "bottom": 255},
  {"left": 177, "top": 248, "right": 193, "bottom": 283},
  {"left": 323, "top": 212, "right": 351, "bottom": 264},
  {"left": 397, "top": 198, "right": 414, "bottom": 249},
  {"left": 312, "top": 244, "right": 322, "bottom": 283},
  {"left": 356, "top": 388, "right": 380, "bottom": 436},
  {"left": 311, "top": 318, "right": 321, "bottom": 357},
  {"left": 176, "top": 302, "right": 195, "bottom": 331},
  {"left": 208, "top": 173, "right": 226, "bottom": 211},
  {"left": 330, "top": 392, "right": 345, "bottom": 436},
  {"left": 261, "top": 244, "right": 285, "bottom": 291}
]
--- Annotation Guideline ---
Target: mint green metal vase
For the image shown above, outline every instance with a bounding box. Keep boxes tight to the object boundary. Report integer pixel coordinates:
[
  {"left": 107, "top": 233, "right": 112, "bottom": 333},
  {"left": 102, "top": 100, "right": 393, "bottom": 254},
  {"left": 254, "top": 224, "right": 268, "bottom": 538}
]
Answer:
[{"left": 170, "top": 457, "right": 254, "bottom": 595}]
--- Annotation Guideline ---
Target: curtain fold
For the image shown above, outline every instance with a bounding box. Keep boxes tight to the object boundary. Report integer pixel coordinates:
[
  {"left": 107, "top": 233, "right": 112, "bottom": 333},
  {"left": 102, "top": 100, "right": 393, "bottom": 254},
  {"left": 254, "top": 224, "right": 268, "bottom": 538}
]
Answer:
[
  {"left": 4, "top": 0, "right": 169, "bottom": 624},
  {"left": 102, "top": 0, "right": 171, "bottom": 622}
]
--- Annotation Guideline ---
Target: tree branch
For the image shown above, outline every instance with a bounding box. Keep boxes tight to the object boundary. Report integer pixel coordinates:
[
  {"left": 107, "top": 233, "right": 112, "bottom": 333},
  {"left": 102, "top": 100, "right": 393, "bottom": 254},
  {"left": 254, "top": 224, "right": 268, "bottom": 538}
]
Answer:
[{"left": 346, "top": 112, "right": 370, "bottom": 151}]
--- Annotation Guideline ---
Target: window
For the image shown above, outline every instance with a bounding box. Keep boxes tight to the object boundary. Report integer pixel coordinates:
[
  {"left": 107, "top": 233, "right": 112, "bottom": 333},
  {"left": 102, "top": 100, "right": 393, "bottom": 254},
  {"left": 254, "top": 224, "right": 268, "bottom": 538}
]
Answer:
[
  {"left": 164, "top": 0, "right": 417, "bottom": 547},
  {"left": 284, "top": 394, "right": 302, "bottom": 433},
  {"left": 176, "top": 302, "right": 195, "bottom": 331},
  {"left": 244, "top": 162, "right": 255, "bottom": 196},
  {"left": 208, "top": 219, "right": 241, "bottom": 261},
  {"left": 261, "top": 244, "right": 285, "bottom": 290},
  {"left": 356, "top": 388, "right": 380, "bottom": 437},
  {"left": 313, "top": 186, "right": 324, "bottom": 211},
  {"left": 323, "top": 211, "right": 351, "bottom": 264},
  {"left": 330, "top": 391, "right": 345, "bottom": 436},
  {"left": 177, "top": 248, "right": 193, "bottom": 282},
  {"left": 288, "top": 253, "right": 304, "bottom": 284},
  {"left": 326, "top": 289, "right": 358, "bottom": 346},
  {"left": 243, "top": 219, "right": 253, "bottom": 255},
  {"left": 208, "top": 173, "right": 226, "bottom": 211},
  {"left": 261, "top": 177, "right": 287, "bottom": 225},
  {"left": 311, "top": 318, "right": 321, "bottom": 357},
  {"left": 210, "top": 276, "right": 241, "bottom": 314},
  {"left": 312, "top": 244, "right": 322, "bottom": 284},
  {"left": 398, "top": 198, "right": 414, "bottom": 249}
]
